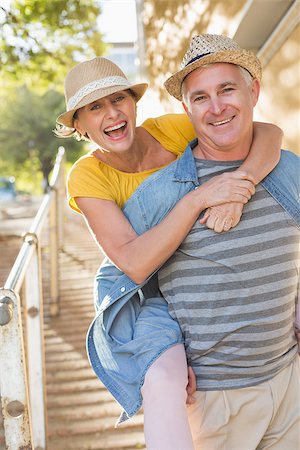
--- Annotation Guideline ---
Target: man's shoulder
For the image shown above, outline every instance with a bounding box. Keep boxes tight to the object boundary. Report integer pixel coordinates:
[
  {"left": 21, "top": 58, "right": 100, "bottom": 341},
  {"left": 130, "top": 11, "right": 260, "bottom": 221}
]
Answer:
[
  {"left": 276, "top": 149, "right": 299, "bottom": 176},
  {"left": 280, "top": 149, "right": 299, "bottom": 161},
  {"left": 267, "top": 149, "right": 300, "bottom": 198}
]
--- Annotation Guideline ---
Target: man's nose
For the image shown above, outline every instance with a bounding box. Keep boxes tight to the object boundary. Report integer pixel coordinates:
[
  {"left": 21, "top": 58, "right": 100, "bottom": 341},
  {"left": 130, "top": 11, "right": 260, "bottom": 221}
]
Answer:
[{"left": 209, "top": 97, "right": 225, "bottom": 115}]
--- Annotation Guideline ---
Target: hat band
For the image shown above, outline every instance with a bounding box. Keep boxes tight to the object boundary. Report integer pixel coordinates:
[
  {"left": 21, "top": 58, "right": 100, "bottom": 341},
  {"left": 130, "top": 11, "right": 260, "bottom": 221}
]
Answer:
[
  {"left": 185, "top": 51, "right": 212, "bottom": 67},
  {"left": 68, "top": 76, "right": 131, "bottom": 110}
]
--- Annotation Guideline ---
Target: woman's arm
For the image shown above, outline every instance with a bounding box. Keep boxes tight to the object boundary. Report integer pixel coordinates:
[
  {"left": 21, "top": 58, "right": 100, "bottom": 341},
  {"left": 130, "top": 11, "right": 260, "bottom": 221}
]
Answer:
[
  {"left": 201, "top": 122, "right": 283, "bottom": 232},
  {"left": 241, "top": 122, "right": 282, "bottom": 184},
  {"left": 77, "top": 171, "right": 255, "bottom": 284}
]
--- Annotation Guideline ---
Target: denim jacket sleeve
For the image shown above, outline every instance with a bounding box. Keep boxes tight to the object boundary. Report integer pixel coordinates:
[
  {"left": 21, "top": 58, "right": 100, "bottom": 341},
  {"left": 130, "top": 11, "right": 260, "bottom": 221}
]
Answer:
[{"left": 95, "top": 144, "right": 198, "bottom": 312}]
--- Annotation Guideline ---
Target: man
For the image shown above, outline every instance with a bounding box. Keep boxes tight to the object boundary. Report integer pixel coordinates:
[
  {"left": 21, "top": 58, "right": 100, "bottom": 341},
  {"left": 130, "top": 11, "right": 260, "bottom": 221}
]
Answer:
[
  {"left": 157, "top": 33, "right": 300, "bottom": 448},
  {"left": 87, "top": 34, "right": 299, "bottom": 448}
]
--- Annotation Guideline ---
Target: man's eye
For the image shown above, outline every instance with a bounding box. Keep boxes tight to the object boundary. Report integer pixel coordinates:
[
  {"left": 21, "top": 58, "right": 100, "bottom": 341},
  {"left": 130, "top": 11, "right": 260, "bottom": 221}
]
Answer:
[
  {"left": 222, "top": 87, "right": 234, "bottom": 93},
  {"left": 194, "top": 96, "right": 205, "bottom": 102}
]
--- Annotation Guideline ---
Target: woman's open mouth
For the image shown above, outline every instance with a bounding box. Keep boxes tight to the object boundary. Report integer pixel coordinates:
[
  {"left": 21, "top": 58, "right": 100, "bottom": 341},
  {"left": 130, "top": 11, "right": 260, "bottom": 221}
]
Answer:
[{"left": 104, "top": 121, "right": 127, "bottom": 138}]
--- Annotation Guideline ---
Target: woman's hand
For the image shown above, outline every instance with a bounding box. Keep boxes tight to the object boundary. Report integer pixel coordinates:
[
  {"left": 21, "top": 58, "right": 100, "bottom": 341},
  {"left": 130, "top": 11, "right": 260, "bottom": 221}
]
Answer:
[
  {"left": 200, "top": 202, "right": 244, "bottom": 233},
  {"left": 194, "top": 170, "right": 255, "bottom": 210}
]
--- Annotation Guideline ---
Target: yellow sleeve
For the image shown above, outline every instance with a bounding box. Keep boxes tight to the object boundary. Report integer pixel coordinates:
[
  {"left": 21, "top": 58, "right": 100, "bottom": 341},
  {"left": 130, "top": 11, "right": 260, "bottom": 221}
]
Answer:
[
  {"left": 141, "top": 114, "right": 196, "bottom": 155},
  {"left": 67, "top": 155, "right": 116, "bottom": 214}
]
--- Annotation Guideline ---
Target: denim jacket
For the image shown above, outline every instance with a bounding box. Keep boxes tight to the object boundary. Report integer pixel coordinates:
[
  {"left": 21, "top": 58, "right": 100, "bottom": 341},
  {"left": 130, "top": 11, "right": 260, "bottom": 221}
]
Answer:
[{"left": 87, "top": 142, "right": 300, "bottom": 423}]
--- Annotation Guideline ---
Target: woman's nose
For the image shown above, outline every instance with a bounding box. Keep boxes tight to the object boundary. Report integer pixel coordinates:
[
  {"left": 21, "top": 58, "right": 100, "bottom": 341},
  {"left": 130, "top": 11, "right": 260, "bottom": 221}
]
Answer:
[{"left": 105, "top": 102, "right": 119, "bottom": 118}]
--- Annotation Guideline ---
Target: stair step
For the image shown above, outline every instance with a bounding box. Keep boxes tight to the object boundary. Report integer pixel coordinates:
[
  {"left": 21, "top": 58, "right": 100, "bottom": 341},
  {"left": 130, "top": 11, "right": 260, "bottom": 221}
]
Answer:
[
  {"left": 47, "top": 377, "right": 102, "bottom": 394},
  {"left": 46, "top": 367, "right": 95, "bottom": 382},
  {"left": 46, "top": 389, "right": 114, "bottom": 408},
  {"left": 48, "top": 414, "right": 143, "bottom": 438},
  {"left": 45, "top": 351, "right": 86, "bottom": 362},
  {"left": 46, "top": 359, "right": 91, "bottom": 371},
  {"left": 47, "top": 402, "right": 123, "bottom": 421},
  {"left": 47, "top": 430, "right": 145, "bottom": 450}
]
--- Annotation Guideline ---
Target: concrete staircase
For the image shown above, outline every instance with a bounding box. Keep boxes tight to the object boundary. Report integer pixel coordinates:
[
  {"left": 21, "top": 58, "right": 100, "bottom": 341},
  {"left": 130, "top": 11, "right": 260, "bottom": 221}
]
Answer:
[{"left": 45, "top": 215, "right": 145, "bottom": 450}]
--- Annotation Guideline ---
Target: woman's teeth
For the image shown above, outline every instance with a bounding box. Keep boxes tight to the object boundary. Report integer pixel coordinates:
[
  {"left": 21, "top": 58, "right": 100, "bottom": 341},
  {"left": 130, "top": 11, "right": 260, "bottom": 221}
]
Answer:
[{"left": 104, "top": 121, "right": 126, "bottom": 133}]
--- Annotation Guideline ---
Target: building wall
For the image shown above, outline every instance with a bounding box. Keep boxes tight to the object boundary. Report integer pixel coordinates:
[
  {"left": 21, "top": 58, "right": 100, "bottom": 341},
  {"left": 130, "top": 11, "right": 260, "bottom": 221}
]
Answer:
[
  {"left": 256, "top": 24, "right": 300, "bottom": 154},
  {"left": 141, "top": 0, "right": 247, "bottom": 104},
  {"left": 138, "top": 0, "right": 300, "bottom": 154}
]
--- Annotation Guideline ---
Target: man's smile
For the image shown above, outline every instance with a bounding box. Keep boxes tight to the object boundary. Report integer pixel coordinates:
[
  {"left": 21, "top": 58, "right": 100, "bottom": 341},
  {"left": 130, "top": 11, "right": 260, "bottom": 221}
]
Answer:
[{"left": 210, "top": 116, "right": 235, "bottom": 126}]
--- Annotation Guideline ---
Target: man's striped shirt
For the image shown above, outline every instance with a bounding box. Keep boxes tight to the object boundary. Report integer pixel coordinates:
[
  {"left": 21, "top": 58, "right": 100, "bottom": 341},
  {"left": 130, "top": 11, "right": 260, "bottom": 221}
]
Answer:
[{"left": 159, "top": 159, "right": 300, "bottom": 390}]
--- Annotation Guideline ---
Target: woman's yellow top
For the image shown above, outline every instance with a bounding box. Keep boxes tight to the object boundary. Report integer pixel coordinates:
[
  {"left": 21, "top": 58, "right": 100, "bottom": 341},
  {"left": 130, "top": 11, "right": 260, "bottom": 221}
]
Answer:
[{"left": 67, "top": 114, "right": 196, "bottom": 213}]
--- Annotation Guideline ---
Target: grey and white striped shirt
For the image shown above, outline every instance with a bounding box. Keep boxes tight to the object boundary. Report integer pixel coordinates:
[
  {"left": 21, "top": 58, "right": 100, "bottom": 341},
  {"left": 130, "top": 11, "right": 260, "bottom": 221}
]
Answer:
[{"left": 159, "top": 159, "right": 300, "bottom": 390}]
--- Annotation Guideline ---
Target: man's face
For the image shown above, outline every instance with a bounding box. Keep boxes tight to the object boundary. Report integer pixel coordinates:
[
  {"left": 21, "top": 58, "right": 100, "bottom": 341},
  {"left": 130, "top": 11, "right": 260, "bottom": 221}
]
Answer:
[{"left": 182, "top": 63, "right": 260, "bottom": 158}]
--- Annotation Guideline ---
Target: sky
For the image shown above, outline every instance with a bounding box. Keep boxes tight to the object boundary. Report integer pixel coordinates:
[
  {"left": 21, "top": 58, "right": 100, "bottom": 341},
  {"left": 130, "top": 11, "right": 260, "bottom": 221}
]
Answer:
[{"left": 98, "top": 0, "right": 138, "bottom": 43}]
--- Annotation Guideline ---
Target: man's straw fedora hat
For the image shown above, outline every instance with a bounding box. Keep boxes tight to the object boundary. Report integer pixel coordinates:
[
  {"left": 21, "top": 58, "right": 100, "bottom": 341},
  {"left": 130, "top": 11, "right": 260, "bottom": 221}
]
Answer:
[
  {"left": 57, "top": 57, "right": 148, "bottom": 128},
  {"left": 164, "top": 34, "right": 262, "bottom": 101}
]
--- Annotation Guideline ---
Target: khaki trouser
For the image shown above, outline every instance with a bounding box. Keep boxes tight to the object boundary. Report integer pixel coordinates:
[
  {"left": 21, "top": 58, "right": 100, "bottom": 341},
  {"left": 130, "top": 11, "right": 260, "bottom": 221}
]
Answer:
[{"left": 188, "top": 357, "right": 300, "bottom": 450}]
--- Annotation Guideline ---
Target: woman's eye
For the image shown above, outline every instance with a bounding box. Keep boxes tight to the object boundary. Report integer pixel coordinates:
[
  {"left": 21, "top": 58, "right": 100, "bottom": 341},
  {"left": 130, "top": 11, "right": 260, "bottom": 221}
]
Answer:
[
  {"left": 114, "top": 96, "right": 125, "bottom": 103},
  {"left": 91, "top": 104, "right": 101, "bottom": 110}
]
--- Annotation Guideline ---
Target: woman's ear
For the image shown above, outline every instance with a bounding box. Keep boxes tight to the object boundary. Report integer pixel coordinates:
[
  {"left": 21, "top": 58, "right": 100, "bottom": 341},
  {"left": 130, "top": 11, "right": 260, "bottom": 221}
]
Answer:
[{"left": 74, "top": 117, "right": 85, "bottom": 136}]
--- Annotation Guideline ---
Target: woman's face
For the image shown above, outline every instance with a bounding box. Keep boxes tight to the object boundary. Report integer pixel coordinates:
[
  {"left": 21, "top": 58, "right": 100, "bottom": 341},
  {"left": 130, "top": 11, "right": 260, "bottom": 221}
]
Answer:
[{"left": 74, "top": 90, "right": 137, "bottom": 153}]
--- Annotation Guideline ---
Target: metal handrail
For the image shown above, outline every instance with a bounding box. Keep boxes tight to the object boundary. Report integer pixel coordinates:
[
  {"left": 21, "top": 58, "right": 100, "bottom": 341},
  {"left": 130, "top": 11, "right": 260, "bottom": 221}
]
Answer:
[{"left": 0, "top": 146, "right": 65, "bottom": 450}]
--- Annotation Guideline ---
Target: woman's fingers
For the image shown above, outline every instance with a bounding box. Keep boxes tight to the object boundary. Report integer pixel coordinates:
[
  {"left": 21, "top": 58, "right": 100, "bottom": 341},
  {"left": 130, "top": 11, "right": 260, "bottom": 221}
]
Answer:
[{"left": 201, "top": 203, "right": 244, "bottom": 232}]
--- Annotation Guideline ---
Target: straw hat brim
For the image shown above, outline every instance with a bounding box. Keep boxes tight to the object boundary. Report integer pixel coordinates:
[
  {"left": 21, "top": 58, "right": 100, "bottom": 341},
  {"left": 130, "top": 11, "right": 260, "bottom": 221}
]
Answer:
[
  {"left": 164, "top": 49, "right": 262, "bottom": 101},
  {"left": 57, "top": 82, "right": 148, "bottom": 128}
]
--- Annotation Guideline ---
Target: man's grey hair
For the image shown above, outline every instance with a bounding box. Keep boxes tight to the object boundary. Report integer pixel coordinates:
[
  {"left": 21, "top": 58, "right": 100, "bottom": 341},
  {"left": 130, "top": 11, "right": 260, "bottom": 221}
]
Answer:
[{"left": 182, "top": 63, "right": 254, "bottom": 104}]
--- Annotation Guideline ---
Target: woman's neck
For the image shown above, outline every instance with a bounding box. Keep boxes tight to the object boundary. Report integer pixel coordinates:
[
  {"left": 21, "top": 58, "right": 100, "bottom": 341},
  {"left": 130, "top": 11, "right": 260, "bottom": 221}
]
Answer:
[{"left": 93, "top": 127, "right": 176, "bottom": 173}]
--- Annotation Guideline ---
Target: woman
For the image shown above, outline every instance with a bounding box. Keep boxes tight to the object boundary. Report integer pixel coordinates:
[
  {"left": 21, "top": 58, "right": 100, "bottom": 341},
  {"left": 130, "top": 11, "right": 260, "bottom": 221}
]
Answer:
[{"left": 56, "top": 56, "right": 282, "bottom": 449}]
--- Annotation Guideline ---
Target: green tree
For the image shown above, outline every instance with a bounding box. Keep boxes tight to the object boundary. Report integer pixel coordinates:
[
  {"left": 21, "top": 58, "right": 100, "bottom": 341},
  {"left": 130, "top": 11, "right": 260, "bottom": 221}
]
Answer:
[
  {"left": 0, "top": 0, "right": 106, "bottom": 90},
  {"left": 0, "top": 86, "right": 85, "bottom": 191},
  {"left": 0, "top": 0, "right": 106, "bottom": 190}
]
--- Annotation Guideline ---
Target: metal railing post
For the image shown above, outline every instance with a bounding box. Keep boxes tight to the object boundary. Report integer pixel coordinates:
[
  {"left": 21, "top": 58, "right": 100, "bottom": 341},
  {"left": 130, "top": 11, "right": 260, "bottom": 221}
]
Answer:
[
  {"left": 49, "top": 186, "right": 59, "bottom": 317},
  {"left": 48, "top": 146, "right": 65, "bottom": 317},
  {"left": 0, "top": 289, "right": 33, "bottom": 449},
  {"left": 23, "top": 232, "right": 47, "bottom": 449},
  {"left": 57, "top": 146, "right": 65, "bottom": 249}
]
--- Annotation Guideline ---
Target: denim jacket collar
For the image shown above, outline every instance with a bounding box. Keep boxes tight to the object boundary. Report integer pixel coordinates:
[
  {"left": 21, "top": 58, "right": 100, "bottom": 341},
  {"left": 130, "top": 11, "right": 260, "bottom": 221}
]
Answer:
[{"left": 173, "top": 139, "right": 199, "bottom": 182}]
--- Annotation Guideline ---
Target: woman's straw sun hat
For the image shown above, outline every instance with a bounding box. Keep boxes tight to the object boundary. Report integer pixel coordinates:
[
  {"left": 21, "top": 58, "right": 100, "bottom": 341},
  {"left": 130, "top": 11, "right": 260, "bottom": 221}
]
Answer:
[
  {"left": 164, "top": 34, "right": 262, "bottom": 101},
  {"left": 57, "top": 57, "right": 148, "bottom": 128}
]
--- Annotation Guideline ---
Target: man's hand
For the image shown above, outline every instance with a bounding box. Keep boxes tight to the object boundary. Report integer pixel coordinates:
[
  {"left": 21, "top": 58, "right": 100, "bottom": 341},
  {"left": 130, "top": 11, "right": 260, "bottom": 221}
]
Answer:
[
  {"left": 186, "top": 366, "right": 196, "bottom": 404},
  {"left": 200, "top": 202, "right": 244, "bottom": 233}
]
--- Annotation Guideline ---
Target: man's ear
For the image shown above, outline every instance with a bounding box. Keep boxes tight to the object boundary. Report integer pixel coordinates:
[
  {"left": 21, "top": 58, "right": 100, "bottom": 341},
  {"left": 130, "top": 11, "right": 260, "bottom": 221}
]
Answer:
[
  {"left": 251, "top": 79, "right": 260, "bottom": 107},
  {"left": 182, "top": 101, "right": 191, "bottom": 119}
]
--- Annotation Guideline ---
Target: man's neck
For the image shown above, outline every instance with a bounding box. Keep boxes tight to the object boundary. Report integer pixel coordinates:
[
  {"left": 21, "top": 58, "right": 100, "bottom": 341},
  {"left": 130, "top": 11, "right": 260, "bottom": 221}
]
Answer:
[{"left": 192, "top": 134, "right": 253, "bottom": 161}]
